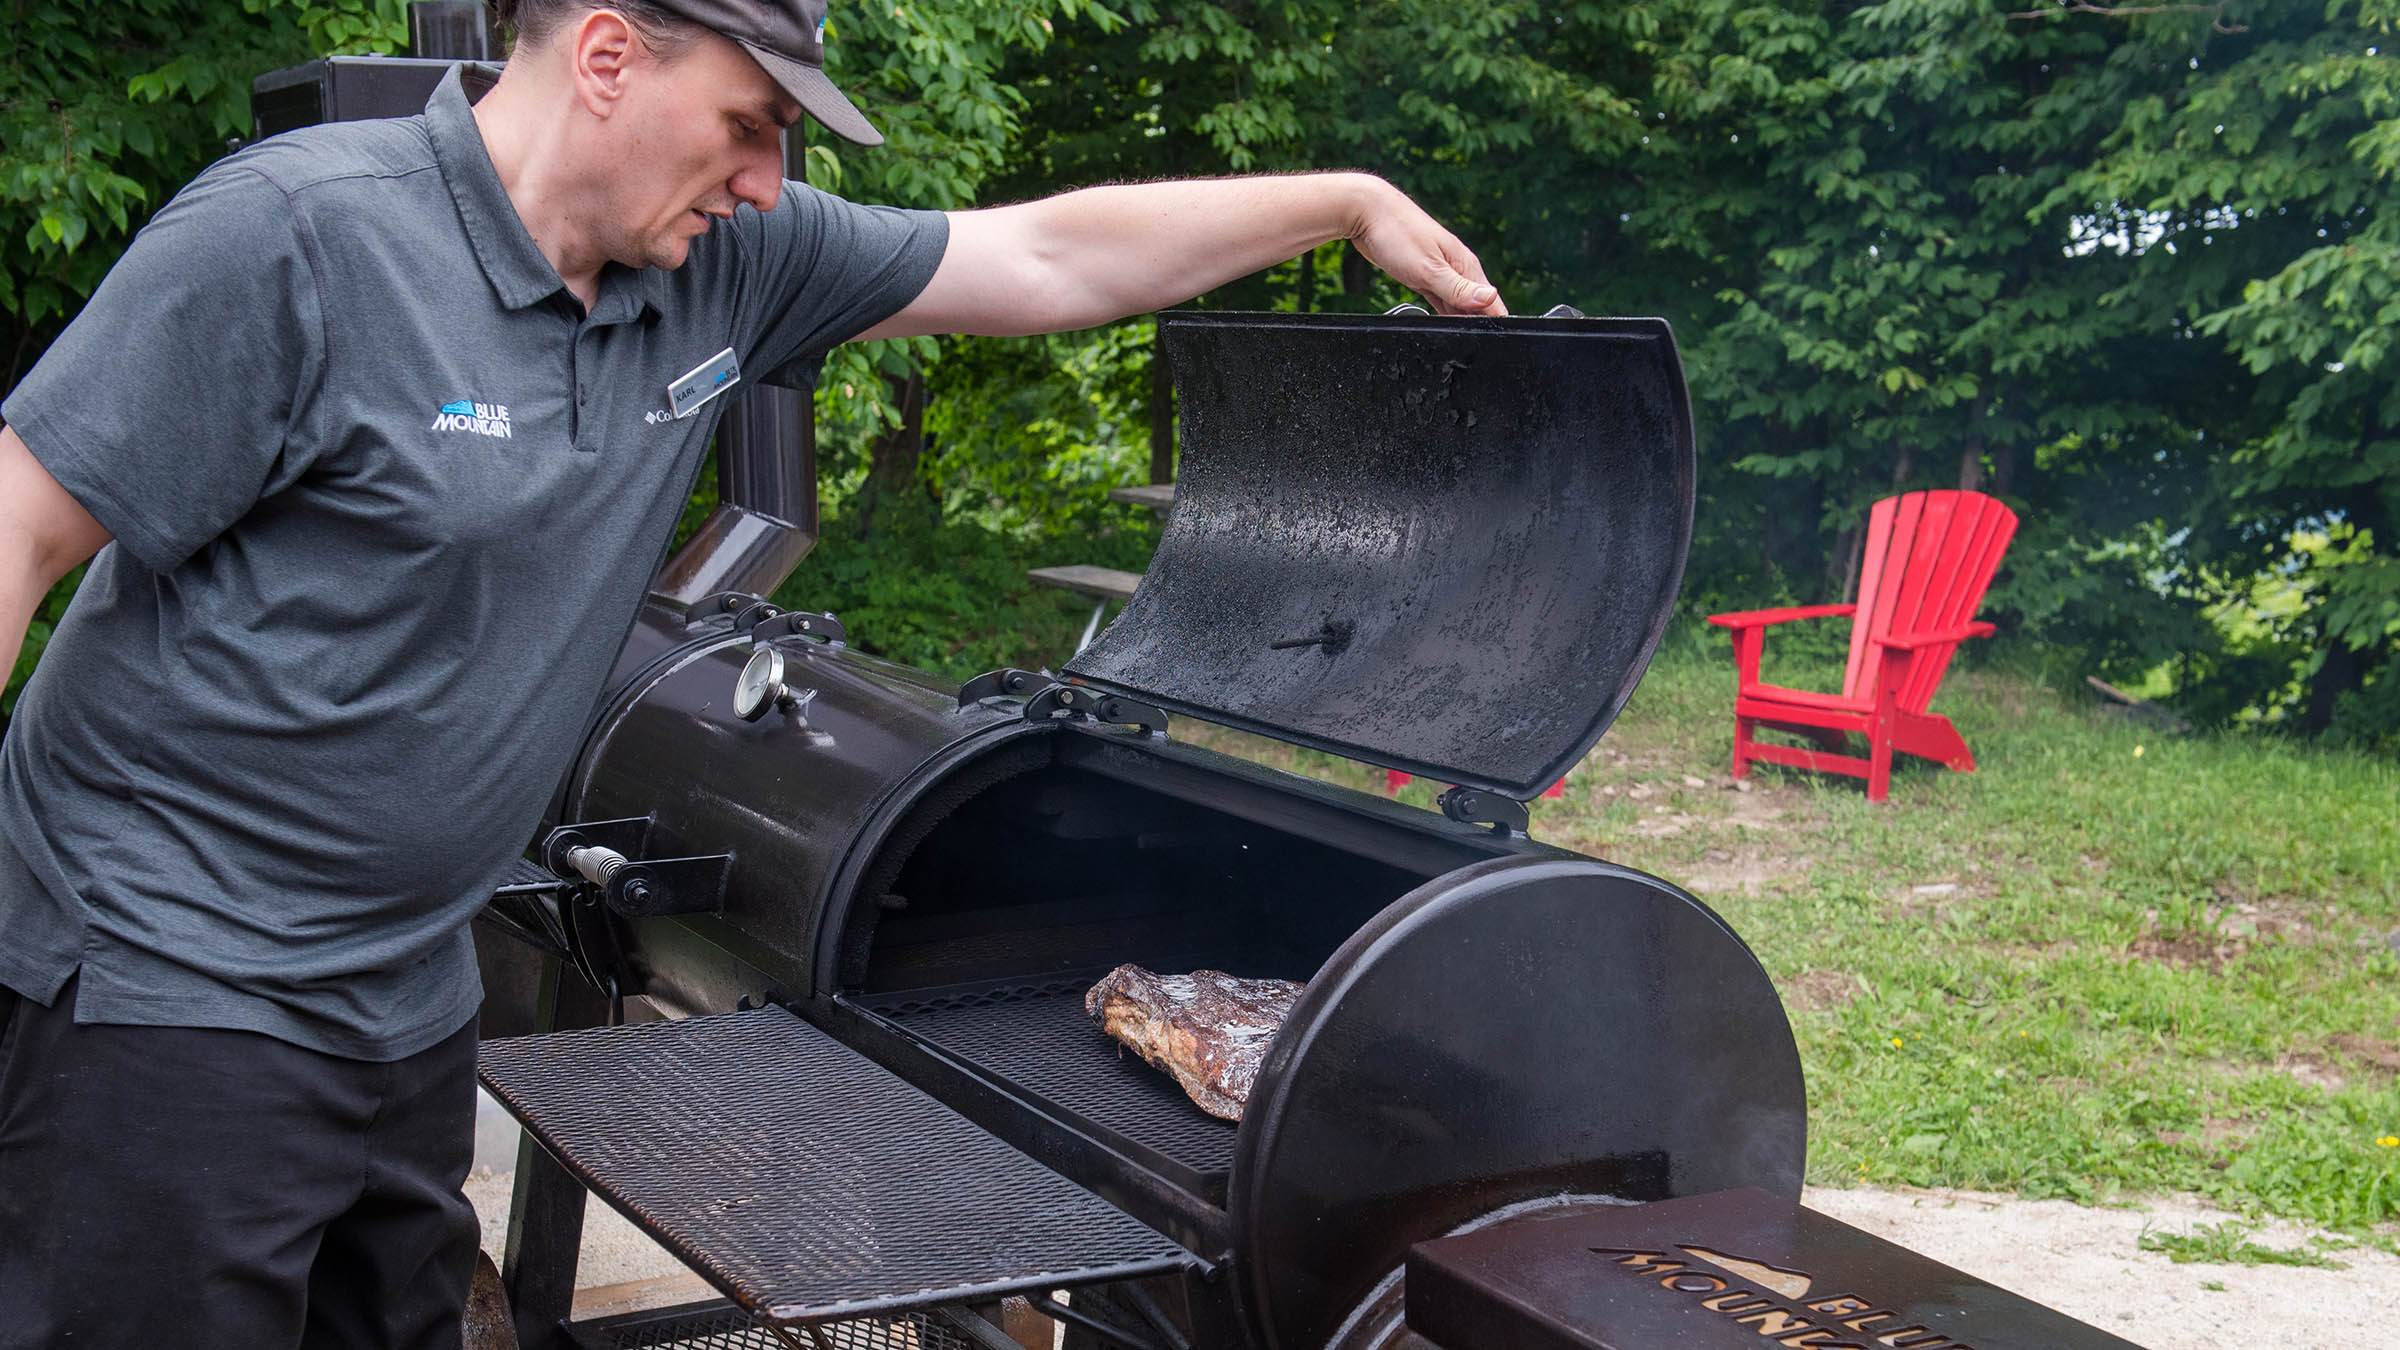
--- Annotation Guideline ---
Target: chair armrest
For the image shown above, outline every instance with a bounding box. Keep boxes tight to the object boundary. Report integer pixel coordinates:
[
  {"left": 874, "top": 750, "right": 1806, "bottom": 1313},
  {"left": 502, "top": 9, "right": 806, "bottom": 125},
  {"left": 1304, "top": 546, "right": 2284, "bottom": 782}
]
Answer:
[
  {"left": 1871, "top": 621, "right": 1996, "bottom": 652},
  {"left": 1706, "top": 603, "right": 1856, "bottom": 630}
]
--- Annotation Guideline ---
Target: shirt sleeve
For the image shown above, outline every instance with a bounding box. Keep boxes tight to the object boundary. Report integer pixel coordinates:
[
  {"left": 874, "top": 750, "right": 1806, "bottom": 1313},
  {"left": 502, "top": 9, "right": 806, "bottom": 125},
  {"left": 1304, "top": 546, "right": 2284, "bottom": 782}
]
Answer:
[
  {"left": 1, "top": 163, "right": 327, "bottom": 573},
  {"left": 724, "top": 183, "right": 949, "bottom": 385}
]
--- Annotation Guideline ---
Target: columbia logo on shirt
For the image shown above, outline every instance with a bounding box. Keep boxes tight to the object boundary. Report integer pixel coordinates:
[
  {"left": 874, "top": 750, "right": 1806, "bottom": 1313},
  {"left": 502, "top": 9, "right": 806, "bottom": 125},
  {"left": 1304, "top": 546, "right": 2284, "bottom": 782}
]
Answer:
[{"left": 431, "top": 398, "right": 512, "bottom": 439}]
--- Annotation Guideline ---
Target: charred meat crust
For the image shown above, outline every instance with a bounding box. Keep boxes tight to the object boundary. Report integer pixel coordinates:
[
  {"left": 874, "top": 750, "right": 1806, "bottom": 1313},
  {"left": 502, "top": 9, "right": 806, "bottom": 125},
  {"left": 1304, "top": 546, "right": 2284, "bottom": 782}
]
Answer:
[{"left": 1085, "top": 964, "right": 1304, "bottom": 1121}]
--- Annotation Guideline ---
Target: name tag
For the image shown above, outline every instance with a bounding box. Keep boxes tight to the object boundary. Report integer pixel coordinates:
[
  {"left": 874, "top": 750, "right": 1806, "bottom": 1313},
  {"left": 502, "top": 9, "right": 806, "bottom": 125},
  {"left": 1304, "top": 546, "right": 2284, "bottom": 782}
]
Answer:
[{"left": 668, "top": 347, "right": 742, "bottom": 419}]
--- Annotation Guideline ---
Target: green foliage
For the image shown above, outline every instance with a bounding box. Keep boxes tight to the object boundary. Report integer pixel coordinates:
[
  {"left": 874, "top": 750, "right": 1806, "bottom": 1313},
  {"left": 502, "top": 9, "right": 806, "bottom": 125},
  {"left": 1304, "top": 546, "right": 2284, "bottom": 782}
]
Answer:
[
  {"left": 2070, "top": 0, "right": 2400, "bottom": 737},
  {"left": 785, "top": 324, "right": 1162, "bottom": 676},
  {"left": 805, "top": 0, "right": 1127, "bottom": 435},
  {"left": 770, "top": 497, "right": 1158, "bottom": 677},
  {"left": 2139, "top": 1220, "right": 2352, "bottom": 1268},
  {"left": 916, "top": 323, "right": 1156, "bottom": 537},
  {"left": 1, "top": 1, "right": 407, "bottom": 366},
  {"left": 11, "top": 0, "right": 2400, "bottom": 740}
]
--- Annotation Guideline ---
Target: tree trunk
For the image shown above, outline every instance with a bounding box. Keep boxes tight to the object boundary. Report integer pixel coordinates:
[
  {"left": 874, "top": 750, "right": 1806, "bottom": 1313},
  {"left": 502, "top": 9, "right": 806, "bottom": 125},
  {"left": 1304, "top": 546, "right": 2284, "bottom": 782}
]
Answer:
[
  {"left": 854, "top": 368, "right": 926, "bottom": 538},
  {"left": 1295, "top": 244, "right": 1317, "bottom": 313},
  {"left": 1958, "top": 394, "right": 1988, "bottom": 492},
  {"left": 2301, "top": 638, "right": 2362, "bottom": 736},
  {"left": 1775, "top": 474, "right": 1826, "bottom": 590},
  {"left": 2299, "top": 411, "right": 2393, "bottom": 735},
  {"left": 1992, "top": 382, "right": 2020, "bottom": 498},
  {"left": 1833, "top": 524, "right": 1865, "bottom": 603},
  {"left": 1149, "top": 328, "right": 1175, "bottom": 485},
  {"left": 1341, "top": 240, "right": 1373, "bottom": 298}
]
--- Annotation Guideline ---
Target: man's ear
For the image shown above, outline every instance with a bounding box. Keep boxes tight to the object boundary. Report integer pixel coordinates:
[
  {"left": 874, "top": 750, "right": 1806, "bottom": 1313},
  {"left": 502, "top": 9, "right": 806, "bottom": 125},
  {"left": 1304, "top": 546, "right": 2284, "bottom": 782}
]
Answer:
[{"left": 568, "top": 8, "right": 638, "bottom": 118}]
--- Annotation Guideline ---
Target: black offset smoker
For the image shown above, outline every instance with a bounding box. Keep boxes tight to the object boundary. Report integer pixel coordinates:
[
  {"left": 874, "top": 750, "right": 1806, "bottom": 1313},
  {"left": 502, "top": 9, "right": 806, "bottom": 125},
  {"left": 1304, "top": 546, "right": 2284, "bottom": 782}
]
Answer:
[{"left": 473, "top": 311, "right": 2147, "bottom": 1350}]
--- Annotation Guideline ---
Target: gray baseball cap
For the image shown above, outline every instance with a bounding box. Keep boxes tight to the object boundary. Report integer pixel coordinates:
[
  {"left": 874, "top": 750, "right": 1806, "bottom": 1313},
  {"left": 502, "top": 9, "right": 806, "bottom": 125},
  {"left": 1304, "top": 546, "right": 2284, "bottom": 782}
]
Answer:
[{"left": 655, "top": 0, "right": 883, "bottom": 146}]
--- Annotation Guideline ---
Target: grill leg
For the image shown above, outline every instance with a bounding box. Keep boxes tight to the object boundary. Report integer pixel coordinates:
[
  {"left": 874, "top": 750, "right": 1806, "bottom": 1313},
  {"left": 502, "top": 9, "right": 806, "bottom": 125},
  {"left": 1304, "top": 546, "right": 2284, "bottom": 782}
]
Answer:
[{"left": 502, "top": 953, "right": 612, "bottom": 1349}]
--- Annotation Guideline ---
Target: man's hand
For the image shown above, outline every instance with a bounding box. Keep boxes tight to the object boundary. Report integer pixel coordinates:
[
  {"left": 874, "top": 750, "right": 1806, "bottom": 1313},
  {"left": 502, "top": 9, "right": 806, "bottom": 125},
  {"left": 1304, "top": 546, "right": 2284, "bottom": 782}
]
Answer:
[
  {"left": 859, "top": 172, "right": 1506, "bottom": 341},
  {"left": 1345, "top": 177, "right": 1507, "bottom": 319},
  {"left": 1, "top": 424, "right": 111, "bottom": 694}
]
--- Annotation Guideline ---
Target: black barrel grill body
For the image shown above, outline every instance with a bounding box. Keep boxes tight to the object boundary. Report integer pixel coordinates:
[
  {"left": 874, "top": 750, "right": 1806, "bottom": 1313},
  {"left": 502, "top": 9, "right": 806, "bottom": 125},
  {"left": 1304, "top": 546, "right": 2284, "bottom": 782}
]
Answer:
[{"left": 481, "top": 312, "right": 1811, "bottom": 1350}]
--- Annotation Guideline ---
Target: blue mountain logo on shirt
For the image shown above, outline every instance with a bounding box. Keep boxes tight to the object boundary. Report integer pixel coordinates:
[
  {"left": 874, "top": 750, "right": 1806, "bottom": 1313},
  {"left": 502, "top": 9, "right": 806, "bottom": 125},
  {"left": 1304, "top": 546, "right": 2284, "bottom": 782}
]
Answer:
[{"left": 431, "top": 398, "right": 512, "bottom": 439}]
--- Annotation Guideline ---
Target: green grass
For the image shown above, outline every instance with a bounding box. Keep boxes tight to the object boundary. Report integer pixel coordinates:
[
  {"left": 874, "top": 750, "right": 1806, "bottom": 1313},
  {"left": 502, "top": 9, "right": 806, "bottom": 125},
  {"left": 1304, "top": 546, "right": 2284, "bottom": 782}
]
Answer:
[
  {"left": 2136, "top": 1220, "right": 2355, "bottom": 1268},
  {"left": 1183, "top": 622, "right": 2400, "bottom": 1235}
]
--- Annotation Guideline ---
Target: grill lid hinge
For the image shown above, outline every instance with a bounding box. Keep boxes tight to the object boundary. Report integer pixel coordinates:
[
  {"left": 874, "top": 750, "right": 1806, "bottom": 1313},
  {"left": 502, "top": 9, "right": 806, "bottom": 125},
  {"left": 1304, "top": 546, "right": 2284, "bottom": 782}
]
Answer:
[
  {"left": 958, "top": 669, "right": 1170, "bottom": 737},
  {"left": 682, "top": 590, "right": 848, "bottom": 646},
  {"left": 1437, "top": 785, "right": 1530, "bottom": 837}
]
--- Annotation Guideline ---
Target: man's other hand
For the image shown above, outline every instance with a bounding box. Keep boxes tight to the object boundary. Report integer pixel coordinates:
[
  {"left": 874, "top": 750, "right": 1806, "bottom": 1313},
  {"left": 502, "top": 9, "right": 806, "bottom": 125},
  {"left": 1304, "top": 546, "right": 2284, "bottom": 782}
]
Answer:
[{"left": 1347, "top": 177, "right": 1507, "bottom": 317}]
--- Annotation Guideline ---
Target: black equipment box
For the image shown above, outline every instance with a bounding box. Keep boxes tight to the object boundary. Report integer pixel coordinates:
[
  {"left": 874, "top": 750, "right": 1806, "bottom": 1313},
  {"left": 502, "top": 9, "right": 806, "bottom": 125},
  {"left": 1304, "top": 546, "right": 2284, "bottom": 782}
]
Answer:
[{"left": 251, "top": 54, "right": 499, "bottom": 142}]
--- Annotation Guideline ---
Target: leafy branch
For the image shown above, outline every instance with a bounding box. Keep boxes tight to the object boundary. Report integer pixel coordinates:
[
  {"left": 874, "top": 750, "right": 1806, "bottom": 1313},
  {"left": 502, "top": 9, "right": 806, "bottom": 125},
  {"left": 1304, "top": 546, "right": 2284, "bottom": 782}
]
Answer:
[{"left": 2004, "top": 3, "right": 2245, "bottom": 33}]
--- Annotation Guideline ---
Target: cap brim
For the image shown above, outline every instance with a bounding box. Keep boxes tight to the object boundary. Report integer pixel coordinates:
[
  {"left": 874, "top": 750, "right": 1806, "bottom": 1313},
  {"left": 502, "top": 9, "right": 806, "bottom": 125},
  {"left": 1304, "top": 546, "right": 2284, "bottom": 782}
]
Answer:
[{"left": 739, "top": 41, "right": 883, "bottom": 147}]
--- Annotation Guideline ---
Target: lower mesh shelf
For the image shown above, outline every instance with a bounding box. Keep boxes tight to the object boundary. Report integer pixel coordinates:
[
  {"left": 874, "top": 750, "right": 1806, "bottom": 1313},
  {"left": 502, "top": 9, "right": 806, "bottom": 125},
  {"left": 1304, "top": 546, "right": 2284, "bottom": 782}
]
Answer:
[
  {"left": 864, "top": 979, "right": 1239, "bottom": 1177},
  {"left": 567, "top": 1300, "right": 984, "bottom": 1350}
]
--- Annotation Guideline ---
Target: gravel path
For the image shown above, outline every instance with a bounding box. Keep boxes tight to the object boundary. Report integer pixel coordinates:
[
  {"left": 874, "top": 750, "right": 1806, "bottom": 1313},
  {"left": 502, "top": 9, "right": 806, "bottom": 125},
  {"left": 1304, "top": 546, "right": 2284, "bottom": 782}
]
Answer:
[
  {"left": 467, "top": 1093, "right": 2400, "bottom": 1348},
  {"left": 1803, "top": 1184, "right": 2400, "bottom": 1349}
]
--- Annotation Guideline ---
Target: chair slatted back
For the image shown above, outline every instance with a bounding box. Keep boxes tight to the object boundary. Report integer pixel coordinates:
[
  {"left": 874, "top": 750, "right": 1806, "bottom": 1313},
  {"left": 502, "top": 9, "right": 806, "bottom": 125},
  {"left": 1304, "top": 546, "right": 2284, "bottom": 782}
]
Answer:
[{"left": 1841, "top": 490, "right": 2019, "bottom": 709}]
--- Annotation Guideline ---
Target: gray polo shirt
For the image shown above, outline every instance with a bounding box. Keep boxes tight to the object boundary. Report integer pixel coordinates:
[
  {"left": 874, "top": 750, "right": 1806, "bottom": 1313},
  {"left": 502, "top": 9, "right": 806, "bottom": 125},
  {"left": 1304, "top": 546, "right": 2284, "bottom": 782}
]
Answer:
[{"left": 0, "top": 69, "right": 946, "bottom": 1059}]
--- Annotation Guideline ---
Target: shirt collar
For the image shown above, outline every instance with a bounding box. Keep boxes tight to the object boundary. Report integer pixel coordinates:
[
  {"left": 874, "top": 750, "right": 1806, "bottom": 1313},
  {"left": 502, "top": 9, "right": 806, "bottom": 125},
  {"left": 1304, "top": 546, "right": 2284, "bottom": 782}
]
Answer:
[
  {"left": 592, "top": 264, "right": 670, "bottom": 326},
  {"left": 424, "top": 68, "right": 663, "bottom": 325}
]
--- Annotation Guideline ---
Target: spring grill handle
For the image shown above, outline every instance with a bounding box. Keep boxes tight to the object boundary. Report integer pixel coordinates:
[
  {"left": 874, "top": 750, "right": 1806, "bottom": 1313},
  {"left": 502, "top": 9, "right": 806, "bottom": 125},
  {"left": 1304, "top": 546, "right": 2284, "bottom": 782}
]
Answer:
[
  {"left": 563, "top": 843, "right": 630, "bottom": 888},
  {"left": 542, "top": 818, "right": 733, "bottom": 918}
]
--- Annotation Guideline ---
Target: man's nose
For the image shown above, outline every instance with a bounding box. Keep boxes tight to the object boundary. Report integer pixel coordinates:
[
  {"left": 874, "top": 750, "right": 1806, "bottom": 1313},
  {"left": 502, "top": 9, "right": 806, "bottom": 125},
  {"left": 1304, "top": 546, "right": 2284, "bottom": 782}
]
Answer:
[{"left": 733, "top": 142, "right": 783, "bottom": 213}]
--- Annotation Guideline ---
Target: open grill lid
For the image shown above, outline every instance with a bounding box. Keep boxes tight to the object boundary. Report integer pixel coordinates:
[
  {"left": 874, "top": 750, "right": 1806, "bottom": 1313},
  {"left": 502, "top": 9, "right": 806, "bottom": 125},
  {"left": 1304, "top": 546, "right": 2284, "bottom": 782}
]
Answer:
[{"left": 1064, "top": 309, "right": 1696, "bottom": 801}]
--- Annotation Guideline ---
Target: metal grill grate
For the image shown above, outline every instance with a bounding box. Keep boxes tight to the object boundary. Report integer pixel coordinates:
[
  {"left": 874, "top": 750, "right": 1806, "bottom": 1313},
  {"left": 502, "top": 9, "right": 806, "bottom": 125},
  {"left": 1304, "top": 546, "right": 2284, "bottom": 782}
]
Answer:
[
  {"left": 867, "top": 981, "right": 1238, "bottom": 1175},
  {"left": 568, "top": 1300, "right": 984, "bottom": 1350},
  {"left": 480, "top": 1009, "right": 1191, "bottom": 1324}
]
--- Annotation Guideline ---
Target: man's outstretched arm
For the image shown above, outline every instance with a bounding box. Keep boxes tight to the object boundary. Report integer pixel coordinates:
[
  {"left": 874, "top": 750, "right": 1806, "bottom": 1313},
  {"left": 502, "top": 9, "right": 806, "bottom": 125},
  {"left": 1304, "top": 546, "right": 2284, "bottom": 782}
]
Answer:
[
  {"left": 857, "top": 172, "right": 1504, "bottom": 341},
  {"left": 0, "top": 425, "right": 111, "bottom": 691}
]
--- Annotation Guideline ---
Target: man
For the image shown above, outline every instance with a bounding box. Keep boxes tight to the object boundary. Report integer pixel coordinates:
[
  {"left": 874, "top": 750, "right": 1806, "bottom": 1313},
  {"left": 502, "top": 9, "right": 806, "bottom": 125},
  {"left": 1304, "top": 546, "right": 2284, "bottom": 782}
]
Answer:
[{"left": 0, "top": 0, "right": 1503, "bottom": 1343}]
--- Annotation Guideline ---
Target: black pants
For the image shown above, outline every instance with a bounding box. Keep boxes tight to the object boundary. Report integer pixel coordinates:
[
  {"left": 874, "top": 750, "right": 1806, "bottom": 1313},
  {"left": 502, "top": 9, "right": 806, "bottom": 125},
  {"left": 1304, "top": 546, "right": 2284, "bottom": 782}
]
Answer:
[{"left": 0, "top": 978, "right": 480, "bottom": 1348}]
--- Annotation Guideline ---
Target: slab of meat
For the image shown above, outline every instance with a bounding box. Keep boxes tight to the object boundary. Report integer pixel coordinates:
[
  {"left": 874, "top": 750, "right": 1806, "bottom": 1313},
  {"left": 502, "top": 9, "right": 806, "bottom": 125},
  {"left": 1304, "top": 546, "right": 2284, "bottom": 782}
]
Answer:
[{"left": 1085, "top": 965, "right": 1304, "bottom": 1122}]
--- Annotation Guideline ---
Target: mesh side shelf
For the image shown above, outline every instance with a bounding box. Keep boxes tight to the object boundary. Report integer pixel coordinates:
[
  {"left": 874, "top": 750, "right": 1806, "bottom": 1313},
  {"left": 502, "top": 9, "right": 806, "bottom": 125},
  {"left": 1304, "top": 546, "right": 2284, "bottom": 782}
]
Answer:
[
  {"left": 867, "top": 982, "right": 1237, "bottom": 1175},
  {"left": 480, "top": 1009, "right": 1193, "bottom": 1324},
  {"left": 567, "top": 1300, "right": 982, "bottom": 1350}
]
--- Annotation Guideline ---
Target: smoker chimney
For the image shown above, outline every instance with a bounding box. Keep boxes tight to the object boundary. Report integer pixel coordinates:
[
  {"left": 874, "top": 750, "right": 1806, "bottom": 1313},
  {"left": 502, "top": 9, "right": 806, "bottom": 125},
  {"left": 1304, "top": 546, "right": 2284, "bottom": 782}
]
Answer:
[{"left": 408, "top": 2, "right": 494, "bottom": 60}]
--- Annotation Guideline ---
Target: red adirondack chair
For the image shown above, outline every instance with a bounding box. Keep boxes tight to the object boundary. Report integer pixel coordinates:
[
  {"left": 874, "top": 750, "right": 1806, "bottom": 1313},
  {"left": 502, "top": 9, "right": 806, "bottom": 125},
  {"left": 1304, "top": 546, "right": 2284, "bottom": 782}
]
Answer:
[{"left": 1706, "top": 490, "right": 2018, "bottom": 803}]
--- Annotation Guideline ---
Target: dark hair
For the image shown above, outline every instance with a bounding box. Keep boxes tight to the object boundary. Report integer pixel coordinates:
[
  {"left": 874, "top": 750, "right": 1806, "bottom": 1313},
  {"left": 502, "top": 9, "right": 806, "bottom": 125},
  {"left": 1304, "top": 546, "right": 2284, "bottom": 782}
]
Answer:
[{"left": 492, "top": 1, "right": 707, "bottom": 58}]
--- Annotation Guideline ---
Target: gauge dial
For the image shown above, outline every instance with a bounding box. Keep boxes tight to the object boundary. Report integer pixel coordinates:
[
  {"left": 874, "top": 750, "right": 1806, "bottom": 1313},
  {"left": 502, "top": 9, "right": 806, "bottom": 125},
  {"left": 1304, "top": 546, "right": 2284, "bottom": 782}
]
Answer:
[{"left": 734, "top": 648, "right": 786, "bottom": 722}]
